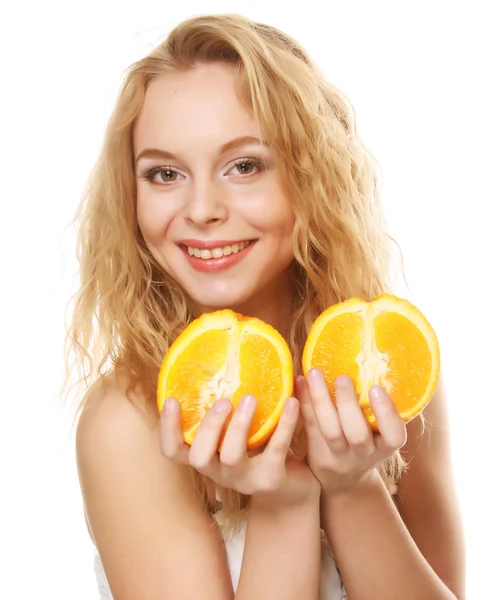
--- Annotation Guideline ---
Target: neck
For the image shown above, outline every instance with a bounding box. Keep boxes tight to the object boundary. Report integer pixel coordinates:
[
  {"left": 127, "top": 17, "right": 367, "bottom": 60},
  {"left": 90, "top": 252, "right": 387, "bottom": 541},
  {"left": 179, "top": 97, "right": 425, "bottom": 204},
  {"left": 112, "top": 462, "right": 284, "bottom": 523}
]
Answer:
[
  {"left": 233, "top": 289, "right": 294, "bottom": 341},
  {"left": 193, "top": 270, "right": 295, "bottom": 341}
]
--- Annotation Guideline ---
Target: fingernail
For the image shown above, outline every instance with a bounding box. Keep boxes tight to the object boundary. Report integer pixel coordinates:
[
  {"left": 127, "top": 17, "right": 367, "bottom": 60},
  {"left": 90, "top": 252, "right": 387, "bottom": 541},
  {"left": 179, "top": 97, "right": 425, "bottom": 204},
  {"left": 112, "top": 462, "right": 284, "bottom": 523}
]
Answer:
[
  {"left": 163, "top": 398, "right": 177, "bottom": 415},
  {"left": 335, "top": 375, "right": 353, "bottom": 388},
  {"left": 369, "top": 386, "right": 387, "bottom": 404},
  {"left": 238, "top": 394, "right": 256, "bottom": 414},
  {"left": 307, "top": 368, "right": 324, "bottom": 384},
  {"left": 215, "top": 399, "right": 231, "bottom": 413},
  {"left": 285, "top": 397, "right": 298, "bottom": 413}
]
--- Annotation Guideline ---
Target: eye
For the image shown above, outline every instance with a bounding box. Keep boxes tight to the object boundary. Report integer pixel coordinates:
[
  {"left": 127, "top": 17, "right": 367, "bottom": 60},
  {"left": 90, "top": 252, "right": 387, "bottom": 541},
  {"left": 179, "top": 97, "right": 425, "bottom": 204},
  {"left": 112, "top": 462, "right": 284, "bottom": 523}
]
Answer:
[
  {"left": 142, "top": 167, "right": 183, "bottom": 184},
  {"left": 227, "top": 158, "right": 265, "bottom": 177}
]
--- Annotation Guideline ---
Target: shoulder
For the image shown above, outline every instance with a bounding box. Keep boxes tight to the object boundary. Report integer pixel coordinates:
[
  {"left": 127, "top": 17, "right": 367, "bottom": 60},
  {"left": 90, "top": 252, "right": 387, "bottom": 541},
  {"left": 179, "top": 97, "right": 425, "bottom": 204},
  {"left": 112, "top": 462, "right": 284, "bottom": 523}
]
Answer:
[
  {"left": 75, "top": 374, "right": 233, "bottom": 598},
  {"left": 399, "top": 370, "right": 453, "bottom": 477},
  {"left": 76, "top": 371, "right": 156, "bottom": 435},
  {"left": 75, "top": 372, "right": 176, "bottom": 505},
  {"left": 75, "top": 373, "right": 165, "bottom": 532},
  {"left": 396, "top": 371, "right": 466, "bottom": 597}
]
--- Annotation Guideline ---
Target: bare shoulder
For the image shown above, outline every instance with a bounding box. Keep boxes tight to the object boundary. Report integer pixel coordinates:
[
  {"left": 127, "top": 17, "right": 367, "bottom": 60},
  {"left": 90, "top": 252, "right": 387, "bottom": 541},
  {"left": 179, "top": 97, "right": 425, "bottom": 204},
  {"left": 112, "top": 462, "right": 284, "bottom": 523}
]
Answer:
[
  {"left": 396, "top": 371, "right": 466, "bottom": 598},
  {"left": 76, "top": 375, "right": 233, "bottom": 600},
  {"left": 76, "top": 373, "right": 157, "bottom": 447}
]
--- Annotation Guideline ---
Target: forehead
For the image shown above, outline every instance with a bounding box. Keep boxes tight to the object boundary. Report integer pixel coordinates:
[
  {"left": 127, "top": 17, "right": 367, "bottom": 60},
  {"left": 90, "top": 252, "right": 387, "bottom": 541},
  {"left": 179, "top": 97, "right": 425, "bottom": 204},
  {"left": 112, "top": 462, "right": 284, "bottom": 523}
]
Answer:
[{"left": 133, "top": 63, "right": 260, "bottom": 150}]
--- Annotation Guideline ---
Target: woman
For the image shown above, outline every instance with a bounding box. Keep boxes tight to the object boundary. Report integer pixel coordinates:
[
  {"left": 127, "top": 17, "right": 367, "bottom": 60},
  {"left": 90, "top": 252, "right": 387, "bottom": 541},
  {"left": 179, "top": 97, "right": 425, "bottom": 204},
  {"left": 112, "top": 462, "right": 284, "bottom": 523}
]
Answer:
[{"left": 67, "top": 13, "right": 465, "bottom": 599}]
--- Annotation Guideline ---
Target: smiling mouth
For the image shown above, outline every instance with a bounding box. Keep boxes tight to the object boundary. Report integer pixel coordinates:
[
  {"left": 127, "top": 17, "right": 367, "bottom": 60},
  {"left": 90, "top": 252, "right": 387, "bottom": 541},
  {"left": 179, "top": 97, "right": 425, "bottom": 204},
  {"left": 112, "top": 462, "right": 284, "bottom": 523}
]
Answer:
[{"left": 181, "top": 240, "right": 257, "bottom": 260}]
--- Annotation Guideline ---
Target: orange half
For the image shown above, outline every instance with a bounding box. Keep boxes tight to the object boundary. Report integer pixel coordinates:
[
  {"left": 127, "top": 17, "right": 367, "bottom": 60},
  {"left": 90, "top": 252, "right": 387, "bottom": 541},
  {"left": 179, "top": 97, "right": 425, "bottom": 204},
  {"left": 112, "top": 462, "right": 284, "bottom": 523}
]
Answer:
[
  {"left": 302, "top": 294, "right": 440, "bottom": 429},
  {"left": 157, "top": 310, "right": 293, "bottom": 449}
]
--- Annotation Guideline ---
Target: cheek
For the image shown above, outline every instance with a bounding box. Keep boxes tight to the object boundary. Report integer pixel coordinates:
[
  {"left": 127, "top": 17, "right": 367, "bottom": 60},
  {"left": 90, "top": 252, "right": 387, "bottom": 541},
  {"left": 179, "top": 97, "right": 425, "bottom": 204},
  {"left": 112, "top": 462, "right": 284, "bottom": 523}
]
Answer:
[
  {"left": 136, "top": 196, "right": 176, "bottom": 243},
  {"left": 246, "top": 189, "right": 295, "bottom": 237},
  {"left": 264, "top": 201, "right": 295, "bottom": 240}
]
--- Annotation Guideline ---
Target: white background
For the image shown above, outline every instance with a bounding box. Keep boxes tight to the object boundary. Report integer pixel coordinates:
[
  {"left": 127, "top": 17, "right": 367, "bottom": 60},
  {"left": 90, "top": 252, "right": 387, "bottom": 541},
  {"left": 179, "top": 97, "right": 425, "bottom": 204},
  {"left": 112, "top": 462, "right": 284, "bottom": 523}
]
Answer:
[{"left": 1, "top": 1, "right": 502, "bottom": 598}]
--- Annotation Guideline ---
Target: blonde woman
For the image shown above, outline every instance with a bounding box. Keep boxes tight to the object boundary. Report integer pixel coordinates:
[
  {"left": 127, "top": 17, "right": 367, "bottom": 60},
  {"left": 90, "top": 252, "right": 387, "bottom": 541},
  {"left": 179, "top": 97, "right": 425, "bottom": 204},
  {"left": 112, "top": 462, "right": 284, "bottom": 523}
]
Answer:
[{"left": 67, "top": 13, "right": 465, "bottom": 600}]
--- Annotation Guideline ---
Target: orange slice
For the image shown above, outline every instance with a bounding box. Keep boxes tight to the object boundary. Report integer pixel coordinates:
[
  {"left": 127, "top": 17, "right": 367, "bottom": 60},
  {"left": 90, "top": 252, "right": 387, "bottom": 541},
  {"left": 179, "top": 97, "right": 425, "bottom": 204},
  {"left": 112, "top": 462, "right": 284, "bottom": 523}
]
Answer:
[
  {"left": 302, "top": 294, "right": 440, "bottom": 429},
  {"left": 157, "top": 310, "right": 293, "bottom": 449}
]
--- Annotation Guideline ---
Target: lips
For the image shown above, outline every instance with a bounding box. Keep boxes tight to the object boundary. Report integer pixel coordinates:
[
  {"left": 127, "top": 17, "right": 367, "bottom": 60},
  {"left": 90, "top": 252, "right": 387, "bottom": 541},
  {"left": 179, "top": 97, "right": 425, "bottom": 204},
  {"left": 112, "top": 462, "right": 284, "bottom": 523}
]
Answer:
[
  {"left": 179, "top": 239, "right": 257, "bottom": 273},
  {"left": 185, "top": 240, "right": 253, "bottom": 259}
]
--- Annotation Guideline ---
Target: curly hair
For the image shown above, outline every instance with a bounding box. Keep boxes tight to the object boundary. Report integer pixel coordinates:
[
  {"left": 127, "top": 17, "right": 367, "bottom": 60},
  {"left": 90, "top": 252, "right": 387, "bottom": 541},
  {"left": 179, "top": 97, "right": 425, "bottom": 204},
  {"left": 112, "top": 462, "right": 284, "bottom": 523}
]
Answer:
[{"left": 62, "top": 12, "right": 412, "bottom": 534}]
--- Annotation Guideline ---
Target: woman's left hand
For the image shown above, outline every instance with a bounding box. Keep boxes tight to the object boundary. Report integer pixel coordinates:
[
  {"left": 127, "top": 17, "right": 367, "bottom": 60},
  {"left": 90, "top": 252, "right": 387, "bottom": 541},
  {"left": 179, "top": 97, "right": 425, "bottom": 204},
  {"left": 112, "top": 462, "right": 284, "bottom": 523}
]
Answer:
[{"left": 296, "top": 369, "right": 408, "bottom": 497}]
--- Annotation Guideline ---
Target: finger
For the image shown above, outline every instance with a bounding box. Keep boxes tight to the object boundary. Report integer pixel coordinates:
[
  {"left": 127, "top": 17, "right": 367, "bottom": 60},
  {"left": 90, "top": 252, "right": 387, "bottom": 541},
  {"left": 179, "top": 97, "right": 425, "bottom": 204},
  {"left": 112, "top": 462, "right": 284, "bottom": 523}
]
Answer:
[
  {"left": 296, "top": 375, "right": 332, "bottom": 454},
  {"left": 189, "top": 399, "right": 233, "bottom": 473},
  {"left": 334, "top": 375, "right": 375, "bottom": 456},
  {"left": 159, "top": 398, "right": 190, "bottom": 464},
  {"left": 296, "top": 376, "right": 319, "bottom": 433},
  {"left": 219, "top": 394, "right": 256, "bottom": 468},
  {"left": 263, "top": 397, "right": 299, "bottom": 465},
  {"left": 369, "top": 386, "right": 407, "bottom": 453},
  {"left": 305, "top": 369, "right": 346, "bottom": 451}
]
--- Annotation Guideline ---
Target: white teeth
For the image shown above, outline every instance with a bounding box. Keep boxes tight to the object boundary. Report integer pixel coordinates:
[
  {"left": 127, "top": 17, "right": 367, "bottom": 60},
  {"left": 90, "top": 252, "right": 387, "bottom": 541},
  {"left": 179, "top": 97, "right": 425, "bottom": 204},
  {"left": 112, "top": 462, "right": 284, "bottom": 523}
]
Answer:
[{"left": 187, "top": 240, "right": 252, "bottom": 260}]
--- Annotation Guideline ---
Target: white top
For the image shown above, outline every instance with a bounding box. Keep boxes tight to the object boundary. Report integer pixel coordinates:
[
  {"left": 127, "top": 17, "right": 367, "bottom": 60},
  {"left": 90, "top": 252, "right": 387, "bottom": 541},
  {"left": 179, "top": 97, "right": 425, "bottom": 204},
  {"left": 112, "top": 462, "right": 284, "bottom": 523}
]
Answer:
[{"left": 93, "top": 510, "right": 346, "bottom": 599}]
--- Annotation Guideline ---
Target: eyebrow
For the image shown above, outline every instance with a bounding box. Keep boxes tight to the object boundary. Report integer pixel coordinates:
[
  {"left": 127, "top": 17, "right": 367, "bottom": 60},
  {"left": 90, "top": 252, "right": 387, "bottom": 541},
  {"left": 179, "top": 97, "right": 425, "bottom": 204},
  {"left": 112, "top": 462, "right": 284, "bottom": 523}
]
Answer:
[{"left": 135, "top": 135, "right": 268, "bottom": 165}]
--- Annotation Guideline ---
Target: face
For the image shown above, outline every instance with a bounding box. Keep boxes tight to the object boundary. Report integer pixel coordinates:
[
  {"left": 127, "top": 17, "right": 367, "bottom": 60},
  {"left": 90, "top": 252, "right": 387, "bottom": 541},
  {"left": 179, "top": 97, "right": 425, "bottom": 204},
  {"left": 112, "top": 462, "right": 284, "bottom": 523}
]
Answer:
[{"left": 133, "top": 62, "right": 295, "bottom": 315}]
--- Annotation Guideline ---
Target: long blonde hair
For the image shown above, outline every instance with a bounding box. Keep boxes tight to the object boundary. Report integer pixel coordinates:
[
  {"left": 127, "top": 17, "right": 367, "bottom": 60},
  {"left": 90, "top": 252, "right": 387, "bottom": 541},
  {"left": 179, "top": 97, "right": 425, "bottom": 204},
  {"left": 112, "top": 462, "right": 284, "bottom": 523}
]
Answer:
[{"left": 63, "top": 12, "right": 410, "bottom": 531}]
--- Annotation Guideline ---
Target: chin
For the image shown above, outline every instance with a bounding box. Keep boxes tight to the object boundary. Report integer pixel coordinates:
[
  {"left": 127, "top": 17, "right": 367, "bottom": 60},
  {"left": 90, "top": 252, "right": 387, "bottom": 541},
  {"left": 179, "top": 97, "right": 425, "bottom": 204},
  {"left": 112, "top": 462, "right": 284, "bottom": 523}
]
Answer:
[
  {"left": 172, "top": 260, "right": 294, "bottom": 316},
  {"left": 189, "top": 287, "right": 255, "bottom": 313}
]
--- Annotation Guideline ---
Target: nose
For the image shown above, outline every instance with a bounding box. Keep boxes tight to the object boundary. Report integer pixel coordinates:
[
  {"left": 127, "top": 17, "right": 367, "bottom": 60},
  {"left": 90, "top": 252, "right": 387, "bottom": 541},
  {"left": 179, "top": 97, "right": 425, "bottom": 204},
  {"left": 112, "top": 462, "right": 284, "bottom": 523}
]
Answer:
[{"left": 183, "top": 178, "right": 228, "bottom": 227}]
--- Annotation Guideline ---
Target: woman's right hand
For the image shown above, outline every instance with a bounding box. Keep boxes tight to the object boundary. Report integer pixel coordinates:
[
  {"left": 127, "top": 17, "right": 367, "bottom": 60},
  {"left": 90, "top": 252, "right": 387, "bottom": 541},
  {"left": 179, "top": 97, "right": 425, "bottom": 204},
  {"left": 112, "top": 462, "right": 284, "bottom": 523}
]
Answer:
[{"left": 160, "top": 394, "right": 321, "bottom": 508}]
